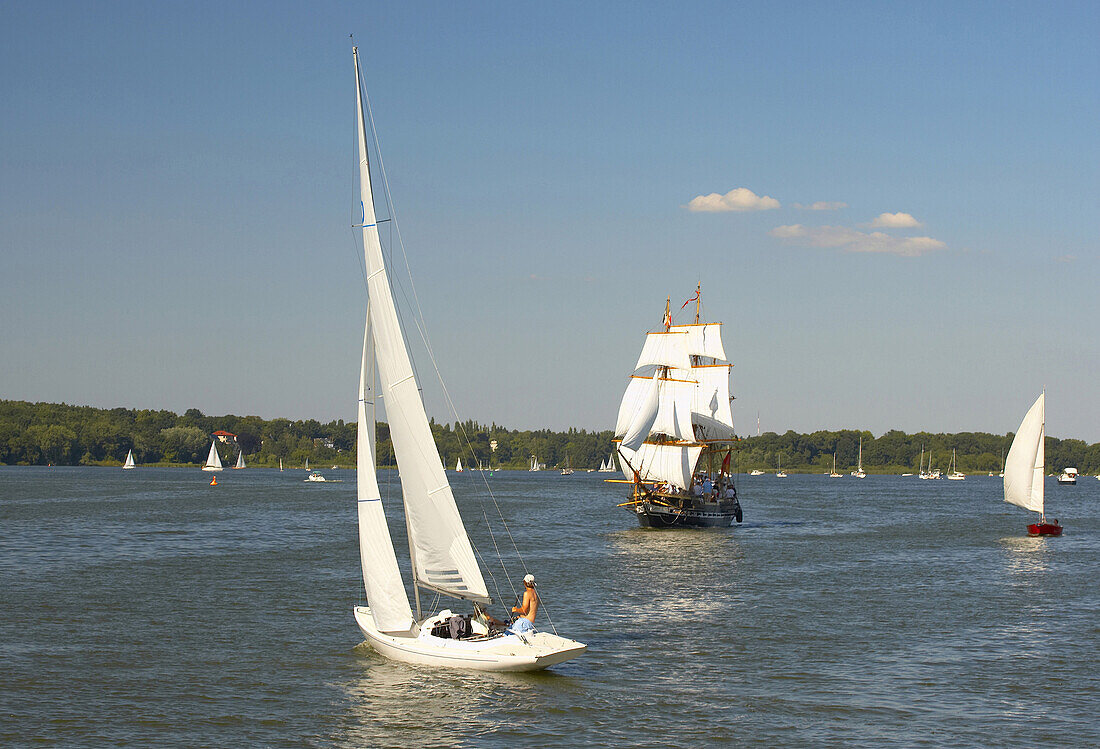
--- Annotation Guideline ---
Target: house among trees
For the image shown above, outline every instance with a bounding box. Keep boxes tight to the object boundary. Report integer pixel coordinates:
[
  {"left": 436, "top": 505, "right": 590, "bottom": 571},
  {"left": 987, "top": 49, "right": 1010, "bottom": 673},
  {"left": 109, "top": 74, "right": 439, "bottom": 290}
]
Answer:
[{"left": 212, "top": 430, "right": 237, "bottom": 444}]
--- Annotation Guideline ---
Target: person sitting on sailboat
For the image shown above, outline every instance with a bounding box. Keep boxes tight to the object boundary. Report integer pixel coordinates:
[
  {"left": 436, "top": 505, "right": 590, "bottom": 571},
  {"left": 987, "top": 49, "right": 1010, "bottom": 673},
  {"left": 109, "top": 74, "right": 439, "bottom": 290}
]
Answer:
[{"left": 508, "top": 574, "right": 539, "bottom": 634}]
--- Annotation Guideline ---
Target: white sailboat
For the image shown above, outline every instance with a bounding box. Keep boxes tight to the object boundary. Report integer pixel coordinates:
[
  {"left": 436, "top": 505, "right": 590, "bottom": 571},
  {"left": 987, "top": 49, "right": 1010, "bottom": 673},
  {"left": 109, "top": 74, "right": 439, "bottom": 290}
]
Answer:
[
  {"left": 202, "top": 440, "right": 223, "bottom": 472},
  {"left": 348, "top": 48, "right": 584, "bottom": 670},
  {"left": 234, "top": 451, "right": 246, "bottom": 470},
  {"left": 948, "top": 448, "right": 965, "bottom": 480},
  {"left": 1004, "top": 392, "right": 1061, "bottom": 536},
  {"left": 455, "top": 458, "right": 464, "bottom": 473},
  {"left": 776, "top": 454, "right": 787, "bottom": 478},
  {"left": 529, "top": 455, "right": 541, "bottom": 472},
  {"left": 122, "top": 449, "right": 136, "bottom": 469},
  {"left": 829, "top": 452, "right": 842, "bottom": 477},
  {"left": 280, "top": 458, "right": 284, "bottom": 472},
  {"left": 597, "top": 454, "right": 616, "bottom": 473},
  {"left": 851, "top": 437, "right": 866, "bottom": 478}
]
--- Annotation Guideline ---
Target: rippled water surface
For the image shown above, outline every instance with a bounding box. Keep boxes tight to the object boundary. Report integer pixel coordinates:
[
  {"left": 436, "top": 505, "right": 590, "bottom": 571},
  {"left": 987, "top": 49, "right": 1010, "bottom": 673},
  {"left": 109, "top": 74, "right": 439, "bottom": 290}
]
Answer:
[{"left": 2, "top": 466, "right": 1098, "bottom": 747}]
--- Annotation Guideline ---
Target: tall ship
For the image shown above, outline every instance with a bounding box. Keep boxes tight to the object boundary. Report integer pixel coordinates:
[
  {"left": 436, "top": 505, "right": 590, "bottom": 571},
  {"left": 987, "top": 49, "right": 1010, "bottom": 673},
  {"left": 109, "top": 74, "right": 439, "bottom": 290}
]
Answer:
[{"left": 610, "top": 288, "right": 742, "bottom": 528}]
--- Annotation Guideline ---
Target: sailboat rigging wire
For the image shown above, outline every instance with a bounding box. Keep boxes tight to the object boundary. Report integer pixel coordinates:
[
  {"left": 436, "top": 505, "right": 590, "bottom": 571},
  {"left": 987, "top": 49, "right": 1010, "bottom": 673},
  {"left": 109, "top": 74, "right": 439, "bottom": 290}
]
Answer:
[{"left": 358, "top": 70, "right": 527, "bottom": 616}]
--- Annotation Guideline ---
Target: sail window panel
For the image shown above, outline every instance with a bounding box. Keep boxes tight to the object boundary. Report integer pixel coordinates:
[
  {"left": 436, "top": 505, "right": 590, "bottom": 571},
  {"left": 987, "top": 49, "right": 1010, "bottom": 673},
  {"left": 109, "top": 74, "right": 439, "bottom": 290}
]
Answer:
[
  {"left": 618, "top": 442, "right": 705, "bottom": 491},
  {"left": 634, "top": 332, "right": 692, "bottom": 371},
  {"left": 1004, "top": 393, "right": 1045, "bottom": 514},
  {"left": 668, "top": 323, "right": 726, "bottom": 361}
]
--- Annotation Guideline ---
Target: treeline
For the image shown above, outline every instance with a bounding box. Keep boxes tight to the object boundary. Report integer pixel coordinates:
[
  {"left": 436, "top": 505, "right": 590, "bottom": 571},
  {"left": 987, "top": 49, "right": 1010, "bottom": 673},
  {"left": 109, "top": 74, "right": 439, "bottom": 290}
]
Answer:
[
  {"left": 737, "top": 429, "right": 1100, "bottom": 475},
  {"left": 0, "top": 400, "right": 615, "bottom": 469},
  {"left": 2, "top": 400, "right": 1098, "bottom": 474}
]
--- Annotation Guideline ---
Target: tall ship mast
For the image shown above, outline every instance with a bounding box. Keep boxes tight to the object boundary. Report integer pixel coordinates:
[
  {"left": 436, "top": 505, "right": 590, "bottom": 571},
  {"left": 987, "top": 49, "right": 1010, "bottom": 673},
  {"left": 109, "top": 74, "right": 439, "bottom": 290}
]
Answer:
[{"left": 610, "top": 286, "right": 743, "bottom": 527}]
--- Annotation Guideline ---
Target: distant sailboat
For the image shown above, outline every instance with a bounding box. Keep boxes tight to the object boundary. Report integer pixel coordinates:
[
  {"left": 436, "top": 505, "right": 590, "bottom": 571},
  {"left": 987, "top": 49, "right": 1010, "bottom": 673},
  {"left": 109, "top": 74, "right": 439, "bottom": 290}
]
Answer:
[
  {"left": 280, "top": 458, "right": 284, "bottom": 472},
  {"left": 1004, "top": 392, "right": 1061, "bottom": 536},
  {"left": 948, "top": 448, "right": 965, "bottom": 480},
  {"left": 122, "top": 449, "right": 136, "bottom": 469},
  {"left": 829, "top": 452, "right": 842, "bottom": 478},
  {"left": 851, "top": 437, "right": 866, "bottom": 478},
  {"left": 304, "top": 458, "right": 310, "bottom": 471},
  {"left": 598, "top": 454, "right": 616, "bottom": 473},
  {"left": 776, "top": 454, "right": 787, "bottom": 478},
  {"left": 529, "top": 455, "right": 540, "bottom": 472},
  {"left": 234, "top": 451, "right": 246, "bottom": 470},
  {"left": 202, "top": 441, "right": 223, "bottom": 472},
  {"left": 455, "top": 458, "right": 464, "bottom": 473}
]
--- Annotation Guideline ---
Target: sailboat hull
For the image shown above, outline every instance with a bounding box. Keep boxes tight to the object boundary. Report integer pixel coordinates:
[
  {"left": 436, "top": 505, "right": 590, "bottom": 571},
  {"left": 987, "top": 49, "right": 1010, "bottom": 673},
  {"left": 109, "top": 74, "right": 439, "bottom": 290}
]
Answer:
[
  {"left": 354, "top": 607, "right": 586, "bottom": 672},
  {"left": 201, "top": 466, "right": 223, "bottom": 472},
  {"left": 1027, "top": 523, "right": 1063, "bottom": 536}
]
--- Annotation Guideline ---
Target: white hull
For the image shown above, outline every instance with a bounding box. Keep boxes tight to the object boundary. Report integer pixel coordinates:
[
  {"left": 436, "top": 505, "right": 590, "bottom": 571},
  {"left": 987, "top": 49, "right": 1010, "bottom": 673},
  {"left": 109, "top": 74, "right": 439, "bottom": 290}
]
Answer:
[
  {"left": 201, "top": 466, "right": 223, "bottom": 472},
  {"left": 354, "top": 607, "right": 586, "bottom": 672}
]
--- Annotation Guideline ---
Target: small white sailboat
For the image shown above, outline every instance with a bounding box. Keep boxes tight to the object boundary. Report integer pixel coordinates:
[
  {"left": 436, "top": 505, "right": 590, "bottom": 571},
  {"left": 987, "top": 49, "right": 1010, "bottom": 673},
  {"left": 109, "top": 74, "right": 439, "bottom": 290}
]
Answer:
[
  {"left": 122, "top": 449, "right": 136, "bottom": 469},
  {"left": 529, "top": 455, "right": 541, "bottom": 472},
  {"left": 776, "top": 454, "right": 787, "bottom": 478},
  {"left": 749, "top": 468, "right": 765, "bottom": 476},
  {"left": 455, "top": 458, "right": 464, "bottom": 473},
  {"left": 851, "top": 437, "right": 866, "bottom": 478},
  {"left": 234, "top": 451, "right": 246, "bottom": 470},
  {"left": 1004, "top": 392, "right": 1061, "bottom": 536},
  {"left": 829, "top": 452, "right": 842, "bottom": 478},
  {"left": 202, "top": 440, "right": 223, "bottom": 472},
  {"left": 348, "top": 48, "right": 584, "bottom": 670},
  {"left": 280, "top": 458, "right": 284, "bottom": 472},
  {"left": 304, "top": 458, "right": 310, "bottom": 471},
  {"left": 597, "top": 455, "right": 616, "bottom": 473},
  {"left": 947, "top": 448, "right": 965, "bottom": 480}
]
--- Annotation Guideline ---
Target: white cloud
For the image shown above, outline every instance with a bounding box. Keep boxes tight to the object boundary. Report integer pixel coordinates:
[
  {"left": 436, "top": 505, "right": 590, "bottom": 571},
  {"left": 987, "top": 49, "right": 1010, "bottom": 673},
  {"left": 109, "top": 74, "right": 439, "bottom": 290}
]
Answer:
[
  {"left": 687, "top": 187, "right": 780, "bottom": 213},
  {"left": 868, "top": 211, "right": 921, "bottom": 228},
  {"left": 793, "top": 201, "right": 847, "bottom": 211},
  {"left": 770, "top": 224, "right": 946, "bottom": 257},
  {"left": 1056, "top": 254, "right": 1077, "bottom": 264}
]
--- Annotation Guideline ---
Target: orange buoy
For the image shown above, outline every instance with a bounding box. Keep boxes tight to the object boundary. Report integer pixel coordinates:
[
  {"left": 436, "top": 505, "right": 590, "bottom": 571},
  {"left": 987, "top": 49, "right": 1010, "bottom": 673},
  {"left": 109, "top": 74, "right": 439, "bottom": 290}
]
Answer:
[{"left": 210, "top": 475, "right": 218, "bottom": 486}]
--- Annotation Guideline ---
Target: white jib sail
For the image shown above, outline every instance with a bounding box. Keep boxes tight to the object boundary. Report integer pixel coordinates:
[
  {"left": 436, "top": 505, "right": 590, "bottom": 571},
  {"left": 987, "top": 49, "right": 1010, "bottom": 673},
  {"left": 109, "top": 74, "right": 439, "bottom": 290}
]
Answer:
[
  {"left": 235, "top": 451, "right": 245, "bottom": 469},
  {"left": 204, "top": 441, "right": 222, "bottom": 469},
  {"left": 123, "top": 449, "right": 135, "bottom": 468},
  {"left": 618, "top": 441, "right": 705, "bottom": 491},
  {"left": 620, "top": 372, "right": 661, "bottom": 452},
  {"left": 1004, "top": 392, "right": 1045, "bottom": 515},
  {"left": 668, "top": 323, "right": 726, "bottom": 361},
  {"left": 634, "top": 331, "right": 692, "bottom": 371},
  {"left": 355, "top": 54, "right": 489, "bottom": 603},
  {"left": 357, "top": 311, "right": 415, "bottom": 633}
]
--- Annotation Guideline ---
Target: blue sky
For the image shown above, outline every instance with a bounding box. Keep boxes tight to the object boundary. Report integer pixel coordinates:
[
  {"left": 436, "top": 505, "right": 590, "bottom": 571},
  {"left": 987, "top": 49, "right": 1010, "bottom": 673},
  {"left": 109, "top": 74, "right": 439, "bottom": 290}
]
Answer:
[{"left": 1, "top": 1, "right": 1097, "bottom": 440}]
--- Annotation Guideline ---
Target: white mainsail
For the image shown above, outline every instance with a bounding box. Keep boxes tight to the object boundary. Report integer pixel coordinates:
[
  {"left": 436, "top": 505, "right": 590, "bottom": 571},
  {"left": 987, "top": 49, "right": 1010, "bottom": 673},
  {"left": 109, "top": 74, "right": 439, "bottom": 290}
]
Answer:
[
  {"left": 357, "top": 312, "right": 415, "bottom": 632},
  {"left": 635, "top": 331, "right": 692, "bottom": 371},
  {"left": 620, "top": 372, "right": 661, "bottom": 451},
  {"left": 355, "top": 55, "right": 488, "bottom": 603},
  {"left": 202, "top": 440, "right": 223, "bottom": 471},
  {"left": 1004, "top": 392, "right": 1045, "bottom": 516},
  {"left": 618, "top": 442, "right": 705, "bottom": 491},
  {"left": 668, "top": 323, "right": 726, "bottom": 361},
  {"left": 122, "top": 449, "right": 135, "bottom": 469},
  {"left": 235, "top": 451, "right": 246, "bottom": 469}
]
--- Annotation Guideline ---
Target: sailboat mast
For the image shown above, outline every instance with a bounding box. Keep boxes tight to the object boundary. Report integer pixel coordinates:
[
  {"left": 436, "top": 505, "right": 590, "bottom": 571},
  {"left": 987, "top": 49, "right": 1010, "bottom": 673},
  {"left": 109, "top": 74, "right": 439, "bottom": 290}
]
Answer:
[{"left": 694, "top": 282, "right": 701, "bottom": 324}]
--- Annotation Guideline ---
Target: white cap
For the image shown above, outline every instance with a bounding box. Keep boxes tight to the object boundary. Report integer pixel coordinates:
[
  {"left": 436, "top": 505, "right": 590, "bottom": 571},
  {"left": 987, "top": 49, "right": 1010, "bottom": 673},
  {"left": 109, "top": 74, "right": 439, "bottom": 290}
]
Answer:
[{"left": 523, "top": 573, "right": 535, "bottom": 585}]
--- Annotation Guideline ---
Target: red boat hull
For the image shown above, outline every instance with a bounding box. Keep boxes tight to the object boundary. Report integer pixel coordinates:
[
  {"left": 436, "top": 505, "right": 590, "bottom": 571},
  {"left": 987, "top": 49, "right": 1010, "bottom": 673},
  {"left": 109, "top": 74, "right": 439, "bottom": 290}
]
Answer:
[{"left": 1028, "top": 523, "right": 1063, "bottom": 536}]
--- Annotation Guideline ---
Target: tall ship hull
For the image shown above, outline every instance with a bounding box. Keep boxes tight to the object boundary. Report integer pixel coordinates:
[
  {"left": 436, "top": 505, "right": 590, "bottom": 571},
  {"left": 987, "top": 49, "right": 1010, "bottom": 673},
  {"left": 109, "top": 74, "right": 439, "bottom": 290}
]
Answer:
[{"left": 631, "top": 495, "right": 742, "bottom": 528}]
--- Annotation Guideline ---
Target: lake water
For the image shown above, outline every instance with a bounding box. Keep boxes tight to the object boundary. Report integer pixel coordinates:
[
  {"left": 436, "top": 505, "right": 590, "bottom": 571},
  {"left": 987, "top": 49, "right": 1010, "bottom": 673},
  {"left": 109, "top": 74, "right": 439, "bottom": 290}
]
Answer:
[{"left": 1, "top": 466, "right": 1097, "bottom": 747}]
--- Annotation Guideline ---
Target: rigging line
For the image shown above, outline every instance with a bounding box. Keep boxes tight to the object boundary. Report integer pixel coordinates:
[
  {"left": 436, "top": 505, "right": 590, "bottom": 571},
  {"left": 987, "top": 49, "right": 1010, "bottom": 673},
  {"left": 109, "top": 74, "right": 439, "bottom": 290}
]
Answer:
[{"left": 361, "top": 83, "right": 526, "bottom": 606}]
